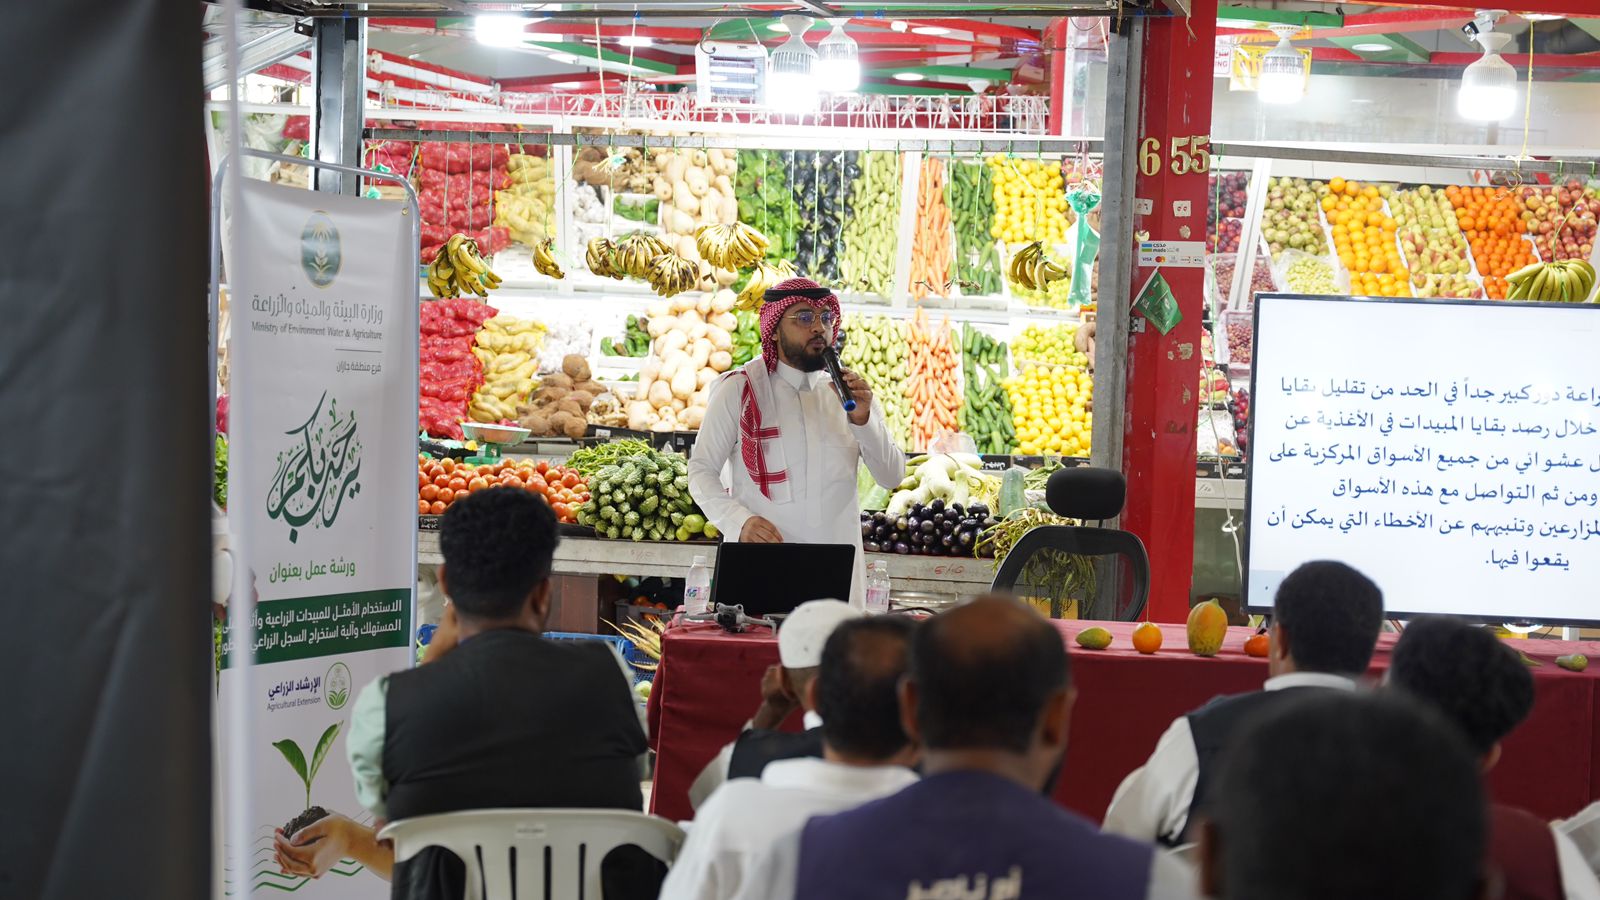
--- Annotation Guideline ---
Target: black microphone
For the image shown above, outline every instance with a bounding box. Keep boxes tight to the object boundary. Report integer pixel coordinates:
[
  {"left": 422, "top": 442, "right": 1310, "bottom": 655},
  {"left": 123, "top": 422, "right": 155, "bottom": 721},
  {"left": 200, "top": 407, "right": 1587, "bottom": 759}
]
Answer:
[{"left": 822, "top": 345, "right": 857, "bottom": 413}]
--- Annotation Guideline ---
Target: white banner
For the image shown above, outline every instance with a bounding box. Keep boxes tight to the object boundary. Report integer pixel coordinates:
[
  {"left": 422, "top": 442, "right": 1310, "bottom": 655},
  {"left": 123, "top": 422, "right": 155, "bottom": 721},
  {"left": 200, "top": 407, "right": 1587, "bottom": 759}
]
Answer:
[{"left": 221, "top": 178, "right": 417, "bottom": 898}]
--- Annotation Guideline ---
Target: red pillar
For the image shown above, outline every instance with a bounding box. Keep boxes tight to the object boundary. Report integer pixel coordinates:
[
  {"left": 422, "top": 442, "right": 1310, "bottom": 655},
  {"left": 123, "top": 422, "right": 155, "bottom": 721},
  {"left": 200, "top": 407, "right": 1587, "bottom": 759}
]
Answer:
[
  {"left": 1046, "top": 18, "right": 1069, "bottom": 135},
  {"left": 1120, "top": 1, "right": 1217, "bottom": 623}
]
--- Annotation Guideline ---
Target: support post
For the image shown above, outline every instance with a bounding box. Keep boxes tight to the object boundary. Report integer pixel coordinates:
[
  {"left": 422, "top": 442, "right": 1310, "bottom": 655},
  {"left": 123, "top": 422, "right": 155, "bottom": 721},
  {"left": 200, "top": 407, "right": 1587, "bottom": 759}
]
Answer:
[
  {"left": 310, "top": 17, "right": 365, "bottom": 194},
  {"left": 1118, "top": 0, "right": 1218, "bottom": 623},
  {"left": 1046, "top": 18, "right": 1070, "bottom": 136}
]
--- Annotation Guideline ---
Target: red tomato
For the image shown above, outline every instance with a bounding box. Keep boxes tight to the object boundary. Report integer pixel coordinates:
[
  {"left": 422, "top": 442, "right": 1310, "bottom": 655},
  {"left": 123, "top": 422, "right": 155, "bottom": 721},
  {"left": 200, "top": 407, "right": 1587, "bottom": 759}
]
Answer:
[
  {"left": 426, "top": 464, "right": 445, "bottom": 480},
  {"left": 468, "top": 477, "right": 489, "bottom": 492},
  {"left": 440, "top": 459, "right": 456, "bottom": 473},
  {"left": 433, "top": 473, "right": 451, "bottom": 488},
  {"left": 430, "top": 500, "right": 447, "bottom": 515},
  {"left": 447, "top": 476, "right": 468, "bottom": 492},
  {"left": 420, "top": 484, "right": 440, "bottom": 502},
  {"left": 536, "top": 461, "right": 550, "bottom": 475},
  {"left": 493, "top": 461, "right": 510, "bottom": 475},
  {"left": 552, "top": 502, "right": 570, "bottom": 520},
  {"left": 527, "top": 476, "right": 548, "bottom": 494},
  {"left": 562, "top": 472, "right": 580, "bottom": 489},
  {"left": 437, "top": 488, "right": 455, "bottom": 504},
  {"left": 419, "top": 471, "right": 429, "bottom": 488},
  {"left": 476, "top": 465, "right": 495, "bottom": 478},
  {"left": 418, "top": 499, "right": 431, "bottom": 515}
]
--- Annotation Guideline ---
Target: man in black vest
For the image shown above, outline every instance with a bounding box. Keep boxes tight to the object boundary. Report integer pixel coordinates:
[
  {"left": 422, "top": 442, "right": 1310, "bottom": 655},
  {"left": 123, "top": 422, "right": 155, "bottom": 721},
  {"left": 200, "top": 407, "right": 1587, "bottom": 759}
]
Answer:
[
  {"left": 1103, "top": 560, "right": 1384, "bottom": 847},
  {"left": 687, "top": 599, "right": 862, "bottom": 809},
  {"left": 276, "top": 488, "right": 656, "bottom": 899}
]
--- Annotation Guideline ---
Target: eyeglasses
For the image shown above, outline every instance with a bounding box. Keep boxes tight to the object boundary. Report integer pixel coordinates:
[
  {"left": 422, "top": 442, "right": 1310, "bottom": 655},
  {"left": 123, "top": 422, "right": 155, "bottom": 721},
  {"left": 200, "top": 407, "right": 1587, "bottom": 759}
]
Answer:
[{"left": 786, "top": 309, "right": 838, "bottom": 329}]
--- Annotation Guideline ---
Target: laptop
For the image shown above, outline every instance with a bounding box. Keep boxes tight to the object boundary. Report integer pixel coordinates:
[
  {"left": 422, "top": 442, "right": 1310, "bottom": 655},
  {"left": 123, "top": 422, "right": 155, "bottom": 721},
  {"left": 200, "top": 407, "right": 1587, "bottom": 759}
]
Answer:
[{"left": 707, "top": 543, "right": 856, "bottom": 618}]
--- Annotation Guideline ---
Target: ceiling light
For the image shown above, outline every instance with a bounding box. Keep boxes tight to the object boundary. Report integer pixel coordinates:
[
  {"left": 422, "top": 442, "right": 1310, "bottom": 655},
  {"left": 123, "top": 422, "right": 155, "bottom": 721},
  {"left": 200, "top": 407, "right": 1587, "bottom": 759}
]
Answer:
[
  {"left": 554, "top": 81, "right": 580, "bottom": 89},
  {"left": 816, "top": 18, "right": 860, "bottom": 93},
  {"left": 475, "top": 15, "right": 529, "bottom": 48},
  {"left": 890, "top": 20, "right": 909, "bottom": 33},
  {"left": 912, "top": 26, "right": 951, "bottom": 36},
  {"left": 1521, "top": 13, "right": 1564, "bottom": 21},
  {"left": 768, "top": 21, "right": 791, "bottom": 33},
  {"left": 1458, "top": 29, "right": 1518, "bottom": 121},
  {"left": 1256, "top": 24, "right": 1306, "bottom": 105},
  {"left": 617, "top": 34, "right": 653, "bottom": 48},
  {"left": 768, "top": 15, "right": 820, "bottom": 112},
  {"left": 1352, "top": 42, "right": 1392, "bottom": 52},
  {"left": 892, "top": 72, "right": 925, "bottom": 82},
  {"left": 549, "top": 52, "right": 578, "bottom": 64}
]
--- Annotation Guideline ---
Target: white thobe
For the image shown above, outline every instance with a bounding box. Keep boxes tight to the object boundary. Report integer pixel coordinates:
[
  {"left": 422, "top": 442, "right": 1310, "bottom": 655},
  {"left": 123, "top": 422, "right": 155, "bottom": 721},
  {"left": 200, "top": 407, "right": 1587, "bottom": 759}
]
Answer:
[
  {"left": 660, "top": 757, "right": 919, "bottom": 900},
  {"left": 688, "top": 362, "right": 904, "bottom": 607}
]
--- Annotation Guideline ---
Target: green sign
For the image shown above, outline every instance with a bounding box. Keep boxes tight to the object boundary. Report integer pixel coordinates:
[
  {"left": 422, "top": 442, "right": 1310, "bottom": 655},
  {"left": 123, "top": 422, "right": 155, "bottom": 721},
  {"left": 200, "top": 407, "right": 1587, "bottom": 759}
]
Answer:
[
  {"left": 218, "top": 589, "right": 409, "bottom": 668},
  {"left": 1135, "top": 270, "right": 1184, "bottom": 335}
]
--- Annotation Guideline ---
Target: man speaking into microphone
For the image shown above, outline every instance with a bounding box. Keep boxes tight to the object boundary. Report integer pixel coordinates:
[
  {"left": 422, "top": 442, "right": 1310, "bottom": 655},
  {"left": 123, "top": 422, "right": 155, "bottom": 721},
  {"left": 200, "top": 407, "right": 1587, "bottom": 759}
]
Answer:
[{"left": 688, "top": 277, "right": 905, "bottom": 607}]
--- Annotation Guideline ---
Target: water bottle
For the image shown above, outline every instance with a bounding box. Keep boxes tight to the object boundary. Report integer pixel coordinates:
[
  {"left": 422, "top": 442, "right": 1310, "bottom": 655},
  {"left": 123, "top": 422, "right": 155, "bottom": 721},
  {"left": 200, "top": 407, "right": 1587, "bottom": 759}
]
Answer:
[
  {"left": 865, "top": 561, "right": 892, "bottom": 614},
  {"left": 683, "top": 555, "right": 712, "bottom": 616}
]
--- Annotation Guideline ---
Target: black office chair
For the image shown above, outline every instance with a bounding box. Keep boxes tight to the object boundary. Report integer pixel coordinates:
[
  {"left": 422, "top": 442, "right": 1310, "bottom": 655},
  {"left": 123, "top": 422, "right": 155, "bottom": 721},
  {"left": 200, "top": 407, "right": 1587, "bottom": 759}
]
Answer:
[{"left": 989, "top": 467, "right": 1151, "bottom": 621}]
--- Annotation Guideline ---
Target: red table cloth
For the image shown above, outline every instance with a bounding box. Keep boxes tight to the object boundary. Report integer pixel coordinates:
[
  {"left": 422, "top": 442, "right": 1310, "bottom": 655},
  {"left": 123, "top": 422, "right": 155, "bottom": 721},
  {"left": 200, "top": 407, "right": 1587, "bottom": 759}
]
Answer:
[{"left": 647, "top": 618, "right": 1600, "bottom": 824}]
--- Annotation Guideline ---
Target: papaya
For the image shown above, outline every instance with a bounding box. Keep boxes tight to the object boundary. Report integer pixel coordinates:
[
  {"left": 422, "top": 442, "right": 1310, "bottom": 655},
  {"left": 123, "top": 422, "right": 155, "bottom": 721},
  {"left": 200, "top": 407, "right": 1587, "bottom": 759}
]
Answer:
[{"left": 1187, "top": 599, "right": 1228, "bottom": 658}]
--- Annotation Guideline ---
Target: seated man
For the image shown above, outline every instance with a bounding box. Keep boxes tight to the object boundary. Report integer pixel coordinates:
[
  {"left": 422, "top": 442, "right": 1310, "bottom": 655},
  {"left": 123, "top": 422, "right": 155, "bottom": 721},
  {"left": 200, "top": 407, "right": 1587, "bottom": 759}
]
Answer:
[
  {"left": 688, "top": 600, "right": 863, "bottom": 810},
  {"left": 1104, "top": 560, "right": 1384, "bottom": 846},
  {"left": 1197, "top": 692, "right": 1488, "bottom": 900},
  {"left": 277, "top": 488, "right": 654, "bottom": 899},
  {"left": 734, "top": 596, "right": 1194, "bottom": 900},
  {"left": 1388, "top": 616, "right": 1600, "bottom": 900},
  {"left": 661, "top": 616, "right": 920, "bottom": 900}
]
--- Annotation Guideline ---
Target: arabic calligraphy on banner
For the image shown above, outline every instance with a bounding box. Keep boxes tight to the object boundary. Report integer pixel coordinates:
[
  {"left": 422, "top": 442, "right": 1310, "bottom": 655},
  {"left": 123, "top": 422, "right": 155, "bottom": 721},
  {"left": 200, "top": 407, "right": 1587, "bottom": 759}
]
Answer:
[
  {"left": 266, "top": 391, "right": 364, "bottom": 543},
  {"left": 218, "top": 589, "right": 409, "bottom": 668}
]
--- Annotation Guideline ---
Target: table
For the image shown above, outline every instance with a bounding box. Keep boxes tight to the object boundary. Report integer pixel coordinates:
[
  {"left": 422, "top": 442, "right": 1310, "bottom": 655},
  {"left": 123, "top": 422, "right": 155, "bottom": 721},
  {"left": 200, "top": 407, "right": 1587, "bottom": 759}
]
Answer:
[{"left": 646, "top": 619, "right": 1600, "bottom": 824}]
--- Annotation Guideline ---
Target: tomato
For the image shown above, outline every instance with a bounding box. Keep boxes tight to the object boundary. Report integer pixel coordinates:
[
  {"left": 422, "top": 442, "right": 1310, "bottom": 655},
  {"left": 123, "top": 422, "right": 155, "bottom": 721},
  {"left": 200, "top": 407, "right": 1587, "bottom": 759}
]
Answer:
[
  {"left": 447, "top": 476, "right": 468, "bottom": 492},
  {"left": 433, "top": 473, "right": 451, "bottom": 488},
  {"left": 477, "top": 465, "right": 495, "bottom": 478},
  {"left": 493, "top": 461, "right": 510, "bottom": 475},
  {"left": 420, "top": 484, "right": 440, "bottom": 502},
  {"left": 418, "top": 499, "right": 431, "bottom": 515},
  {"left": 440, "top": 458, "right": 456, "bottom": 473},
  {"left": 419, "top": 471, "right": 429, "bottom": 488},
  {"left": 562, "top": 472, "right": 580, "bottom": 489},
  {"left": 468, "top": 477, "right": 489, "bottom": 492},
  {"left": 437, "top": 488, "right": 455, "bottom": 504},
  {"left": 552, "top": 502, "right": 570, "bottom": 520},
  {"left": 527, "top": 476, "right": 548, "bottom": 494},
  {"left": 430, "top": 500, "right": 447, "bottom": 515},
  {"left": 426, "top": 464, "right": 444, "bottom": 480},
  {"left": 536, "top": 460, "right": 550, "bottom": 475}
]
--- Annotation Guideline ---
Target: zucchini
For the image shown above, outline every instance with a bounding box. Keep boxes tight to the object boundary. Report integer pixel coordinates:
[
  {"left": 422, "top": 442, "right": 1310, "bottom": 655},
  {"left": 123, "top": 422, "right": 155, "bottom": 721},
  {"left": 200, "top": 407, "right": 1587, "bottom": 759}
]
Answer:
[{"left": 641, "top": 495, "right": 660, "bottom": 514}]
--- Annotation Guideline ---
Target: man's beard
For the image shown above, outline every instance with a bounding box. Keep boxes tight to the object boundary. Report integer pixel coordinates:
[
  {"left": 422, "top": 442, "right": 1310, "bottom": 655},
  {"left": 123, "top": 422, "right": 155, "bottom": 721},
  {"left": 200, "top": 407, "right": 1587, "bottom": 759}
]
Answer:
[{"left": 780, "top": 333, "right": 827, "bottom": 372}]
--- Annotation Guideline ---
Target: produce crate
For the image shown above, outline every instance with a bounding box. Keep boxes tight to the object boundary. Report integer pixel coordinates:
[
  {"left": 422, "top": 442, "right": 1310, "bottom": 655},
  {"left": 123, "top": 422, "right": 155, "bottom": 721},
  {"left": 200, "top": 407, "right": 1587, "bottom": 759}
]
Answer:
[{"left": 543, "top": 631, "right": 651, "bottom": 684}]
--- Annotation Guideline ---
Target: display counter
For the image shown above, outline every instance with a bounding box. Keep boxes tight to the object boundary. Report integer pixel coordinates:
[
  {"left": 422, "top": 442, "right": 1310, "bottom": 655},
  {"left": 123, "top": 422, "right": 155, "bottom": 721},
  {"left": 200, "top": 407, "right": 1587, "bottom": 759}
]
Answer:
[{"left": 416, "top": 528, "right": 996, "bottom": 601}]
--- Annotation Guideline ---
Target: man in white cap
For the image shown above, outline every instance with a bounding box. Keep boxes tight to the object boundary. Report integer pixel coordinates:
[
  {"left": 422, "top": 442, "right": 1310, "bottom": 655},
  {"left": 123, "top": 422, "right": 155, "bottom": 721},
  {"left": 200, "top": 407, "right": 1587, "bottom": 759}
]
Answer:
[
  {"left": 687, "top": 600, "right": 862, "bottom": 811},
  {"left": 661, "top": 614, "right": 919, "bottom": 900}
]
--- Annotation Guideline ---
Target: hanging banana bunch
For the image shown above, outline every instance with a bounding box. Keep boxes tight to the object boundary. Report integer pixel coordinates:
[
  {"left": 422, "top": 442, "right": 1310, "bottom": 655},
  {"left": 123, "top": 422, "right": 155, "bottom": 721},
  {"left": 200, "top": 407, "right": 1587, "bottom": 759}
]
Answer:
[
  {"left": 426, "top": 233, "right": 502, "bottom": 298},
  {"left": 696, "top": 222, "right": 771, "bottom": 270},
  {"left": 1007, "top": 241, "right": 1068, "bottom": 292}
]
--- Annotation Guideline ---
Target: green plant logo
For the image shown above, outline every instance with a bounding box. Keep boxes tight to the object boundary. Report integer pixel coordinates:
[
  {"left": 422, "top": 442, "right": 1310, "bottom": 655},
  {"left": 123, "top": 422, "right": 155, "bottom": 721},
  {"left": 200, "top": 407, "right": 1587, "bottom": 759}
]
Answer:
[
  {"left": 325, "top": 662, "right": 352, "bottom": 710},
  {"left": 266, "top": 391, "right": 363, "bottom": 543},
  {"left": 272, "top": 721, "right": 341, "bottom": 812},
  {"left": 301, "top": 211, "right": 341, "bottom": 287}
]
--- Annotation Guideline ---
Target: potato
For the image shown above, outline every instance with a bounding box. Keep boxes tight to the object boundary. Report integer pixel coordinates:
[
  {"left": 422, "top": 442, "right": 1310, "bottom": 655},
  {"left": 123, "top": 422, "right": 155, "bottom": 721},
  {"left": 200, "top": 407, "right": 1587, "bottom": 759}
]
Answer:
[
  {"left": 556, "top": 398, "right": 584, "bottom": 418},
  {"left": 568, "top": 389, "right": 596, "bottom": 411},
  {"left": 534, "top": 386, "right": 569, "bottom": 405},
  {"left": 682, "top": 405, "right": 706, "bottom": 429},
  {"left": 697, "top": 367, "right": 718, "bottom": 389},
  {"left": 543, "top": 373, "right": 575, "bottom": 391},
  {"left": 648, "top": 379, "right": 674, "bottom": 409},
  {"left": 709, "top": 350, "right": 733, "bottom": 373},
  {"left": 671, "top": 366, "right": 697, "bottom": 401},
  {"left": 562, "top": 415, "right": 587, "bottom": 439},
  {"left": 574, "top": 380, "right": 606, "bottom": 397},
  {"left": 562, "top": 355, "right": 591, "bottom": 382}
]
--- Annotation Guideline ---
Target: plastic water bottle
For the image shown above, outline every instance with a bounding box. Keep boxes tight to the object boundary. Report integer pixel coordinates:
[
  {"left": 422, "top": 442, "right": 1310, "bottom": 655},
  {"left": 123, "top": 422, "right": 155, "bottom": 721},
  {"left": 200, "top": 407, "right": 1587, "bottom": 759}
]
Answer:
[
  {"left": 683, "top": 555, "right": 711, "bottom": 615},
  {"left": 865, "top": 561, "right": 892, "bottom": 614}
]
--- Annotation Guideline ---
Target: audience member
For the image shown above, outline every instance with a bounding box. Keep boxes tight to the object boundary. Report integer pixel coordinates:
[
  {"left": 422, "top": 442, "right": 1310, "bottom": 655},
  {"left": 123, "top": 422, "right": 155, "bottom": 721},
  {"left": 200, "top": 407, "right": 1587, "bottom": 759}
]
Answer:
[
  {"left": 1197, "top": 692, "right": 1487, "bottom": 900},
  {"left": 1104, "top": 561, "right": 1383, "bottom": 846},
  {"left": 661, "top": 616, "right": 920, "bottom": 900},
  {"left": 732, "top": 596, "right": 1195, "bottom": 900},
  {"left": 1388, "top": 616, "right": 1600, "bottom": 900},
  {"left": 276, "top": 488, "right": 656, "bottom": 899},
  {"left": 688, "top": 600, "right": 862, "bottom": 809},
  {"left": 1559, "top": 803, "right": 1600, "bottom": 885}
]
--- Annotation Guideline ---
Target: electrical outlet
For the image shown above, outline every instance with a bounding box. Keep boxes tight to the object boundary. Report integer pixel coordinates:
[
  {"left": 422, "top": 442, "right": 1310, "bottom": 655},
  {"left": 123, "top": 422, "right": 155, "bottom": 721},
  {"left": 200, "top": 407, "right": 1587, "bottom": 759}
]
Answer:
[
  {"left": 1173, "top": 200, "right": 1192, "bottom": 218},
  {"left": 1136, "top": 197, "right": 1154, "bottom": 215}
]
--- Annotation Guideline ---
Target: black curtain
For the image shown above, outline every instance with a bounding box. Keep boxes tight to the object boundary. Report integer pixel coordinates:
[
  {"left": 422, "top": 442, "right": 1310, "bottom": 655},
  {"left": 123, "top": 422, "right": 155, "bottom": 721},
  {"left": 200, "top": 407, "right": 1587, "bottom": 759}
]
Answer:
[{"left": 0, "top": 2, "right": 210, "bottom": 898}]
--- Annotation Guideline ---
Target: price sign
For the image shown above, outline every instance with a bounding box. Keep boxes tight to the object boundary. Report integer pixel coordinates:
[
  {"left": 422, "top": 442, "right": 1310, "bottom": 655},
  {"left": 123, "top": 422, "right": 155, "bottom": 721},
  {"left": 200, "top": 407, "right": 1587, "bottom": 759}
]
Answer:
[{"left": 1139, "top": 135, "right": 1213, "bottom": 177}]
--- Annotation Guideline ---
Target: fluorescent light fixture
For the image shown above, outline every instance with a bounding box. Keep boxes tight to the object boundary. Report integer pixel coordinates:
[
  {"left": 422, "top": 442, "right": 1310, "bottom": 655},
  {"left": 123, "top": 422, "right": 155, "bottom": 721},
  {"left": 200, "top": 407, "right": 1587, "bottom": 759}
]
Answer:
[
  {"left": 1256, "top": 25, "right": 1306, "bottom": 105},
  {"left": 912, "top": 26, "right": 951, "bottom": 36},
  {"left": 549, "top": 52, "right": 578, "bottom": 64},
  {"left": 1458, "top": 30, "right": 1518, "bottom": 121},
  {"left": 475, "top": 15, "right": 529, "bottom": 48},
  {"left": 768, "top": 15, "right": 820, "bottom": 111},
  {"left": 816, "top": 18, "right": 861, "bottom": 93},
  {"left": 1521, "top": 13, "right": 1564, "bottom": 21},
  {"left": 554, "top": 81, "right": 580, "bottom": 89},
  {"left": 892, "top": 72, "right": 925, "bottom": 82},
  {"left": 890, "top": 20, "right": 909, "bottom": 32},
  {"left": 768, "top": 21, "right": 790, "bottom": 33},
  {"left": 1352, "top": 42, "right": 1392, "bottom": 52},
  {"left": 617, "top": 34, "right": 653, "bottom": 48}
]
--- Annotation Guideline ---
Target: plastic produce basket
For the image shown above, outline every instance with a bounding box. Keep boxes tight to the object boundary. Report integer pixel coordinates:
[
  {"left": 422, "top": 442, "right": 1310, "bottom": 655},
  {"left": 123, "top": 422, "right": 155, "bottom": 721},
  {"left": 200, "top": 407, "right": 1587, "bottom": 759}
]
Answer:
[{"left": 544, "top": 631, "right": 650, "bottom": 684}]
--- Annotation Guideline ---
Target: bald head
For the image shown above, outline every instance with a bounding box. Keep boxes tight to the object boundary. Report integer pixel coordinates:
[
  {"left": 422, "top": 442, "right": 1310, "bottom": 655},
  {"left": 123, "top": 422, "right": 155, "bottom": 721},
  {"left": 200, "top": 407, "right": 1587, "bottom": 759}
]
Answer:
[{"left": 910, "top": 596, "right": 1070, "bottom": 755}]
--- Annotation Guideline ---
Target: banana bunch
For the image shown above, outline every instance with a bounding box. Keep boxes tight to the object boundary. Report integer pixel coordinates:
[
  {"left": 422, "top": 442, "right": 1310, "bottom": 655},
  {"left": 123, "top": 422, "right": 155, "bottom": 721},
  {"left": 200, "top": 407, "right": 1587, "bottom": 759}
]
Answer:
[
  {"left": 532, "top": 238, "right": 564, "bottom": 280},
  {"left": 696, "top": 222, "right": 771, "bottom": 270},
  {"left": 735, "top": 259, "right": 798, "bottom": 311},
  {"left": 1007, "top": 242, "right": 1068, "bottom": 292},
  {"left": 646, "top": 252, "right": 702, "bottom": 299},
  {"left": 1507, "top": 259, "right": 1597, "bottom": 303},
  {"left": 427, "top": 234, "right": 502, "bottom": 298},
  {"left": 469, "top": 315, "right": 544, "bottom": 423},
  {"left": 614, "top": 233, "right": 673, "bottom": 280},
  {"left": 586, "top": 237, "right": 623, "bottom": 280}
]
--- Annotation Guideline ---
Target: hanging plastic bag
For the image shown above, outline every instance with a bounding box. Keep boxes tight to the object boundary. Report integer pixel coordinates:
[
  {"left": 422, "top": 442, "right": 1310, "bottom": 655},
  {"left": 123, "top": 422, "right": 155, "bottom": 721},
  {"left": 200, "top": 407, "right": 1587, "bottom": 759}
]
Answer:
[{"left": 1066, "top": 185, "right": 1102, "bottom": 307}]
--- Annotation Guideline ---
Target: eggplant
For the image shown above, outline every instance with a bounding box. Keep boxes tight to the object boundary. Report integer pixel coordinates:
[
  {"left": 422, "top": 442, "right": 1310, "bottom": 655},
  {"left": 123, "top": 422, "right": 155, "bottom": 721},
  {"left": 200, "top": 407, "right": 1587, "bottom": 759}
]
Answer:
[
  {"left": 969, "top": 504, "right": 989, "bottom": 517},
  {"left": 896, "top": 517, "right": 910, "bottom": 532},
  {"left": 906, "top": 516, "right": 921, "bottom": 533},
  {"left": 958, "top": 530, "right": 975, "bottom": 547},
  {"left": 864, "top": 541, "right": 881, "bottom": 553},
  {"left": 920, "top": 520, "right": 937, "bottom": 535},
  {"left": 930, "top": 498, "right": 945, "bottom": 514},
  {"left": 941, "top": 533, "right": 957, "bottom": 549},
  {"left": 960, "top": 517, "right": 978, "bottom": 530},
  {"left": 861, "top": 521, "right": 875, "bottom": 538},
  {"left": 951, "top": 503, "right": 965, "bottom": 517},
  {"left": 873, "top": 512, "right": 887, "bottom": 524},
  {"left": 931, "top": 513, "right": 945, "bottom": 526},
  {"left": 894, "top": 541, "right": 910, "bottom": 554}
]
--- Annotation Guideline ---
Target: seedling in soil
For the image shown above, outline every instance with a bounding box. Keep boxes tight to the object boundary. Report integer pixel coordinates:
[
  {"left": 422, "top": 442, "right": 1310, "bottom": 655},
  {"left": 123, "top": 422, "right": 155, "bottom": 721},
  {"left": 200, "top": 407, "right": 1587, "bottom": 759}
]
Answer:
[{"left": 273, "top": 722, "right": 341, "bottom": 834}]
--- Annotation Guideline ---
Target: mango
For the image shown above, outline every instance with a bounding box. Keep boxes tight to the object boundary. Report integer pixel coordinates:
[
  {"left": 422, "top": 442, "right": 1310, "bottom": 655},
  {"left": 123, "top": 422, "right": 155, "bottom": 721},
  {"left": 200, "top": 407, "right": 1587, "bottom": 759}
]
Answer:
[
  {"left": 1075, "top": 626, "right": 1113, "bottom": 651},
  {"left": 1187, "top": 599, "right": 1228, "bottom": 658},
  {"left": 1557, "top": 654, "right": 1588, "bottom": 672}
]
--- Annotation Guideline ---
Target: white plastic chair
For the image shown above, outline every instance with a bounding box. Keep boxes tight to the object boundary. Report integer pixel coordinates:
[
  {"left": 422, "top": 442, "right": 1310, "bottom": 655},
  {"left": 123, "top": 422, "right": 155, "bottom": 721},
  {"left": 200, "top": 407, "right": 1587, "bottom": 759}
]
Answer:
[{"left": 379, "top": 808, "right": 686, "bottom": 900}]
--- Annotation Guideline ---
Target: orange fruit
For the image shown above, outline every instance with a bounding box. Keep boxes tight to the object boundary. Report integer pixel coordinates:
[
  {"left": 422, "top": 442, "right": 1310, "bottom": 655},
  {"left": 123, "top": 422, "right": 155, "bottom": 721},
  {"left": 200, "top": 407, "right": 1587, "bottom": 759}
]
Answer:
[
  {"left": 1132, "top": 621, "right": 1163, "bottom": 655},
  {"left": 1244, "top": 633, "right": 1270, "bottom": 658}
]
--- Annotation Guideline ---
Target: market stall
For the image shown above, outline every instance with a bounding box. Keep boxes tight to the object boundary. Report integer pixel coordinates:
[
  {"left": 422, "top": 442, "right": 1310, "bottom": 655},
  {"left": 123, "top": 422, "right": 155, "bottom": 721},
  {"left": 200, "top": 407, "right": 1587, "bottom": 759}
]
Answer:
[{"left": 646, "top": 618, "right": 1600, "bottom": 824}]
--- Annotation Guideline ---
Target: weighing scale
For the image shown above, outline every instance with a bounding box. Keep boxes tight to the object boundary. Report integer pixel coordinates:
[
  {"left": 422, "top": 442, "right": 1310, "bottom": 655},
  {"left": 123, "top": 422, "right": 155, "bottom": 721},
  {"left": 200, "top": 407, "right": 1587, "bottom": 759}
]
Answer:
[{"left": 459, "top": 422, "right": 531, "bottom": 467}]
